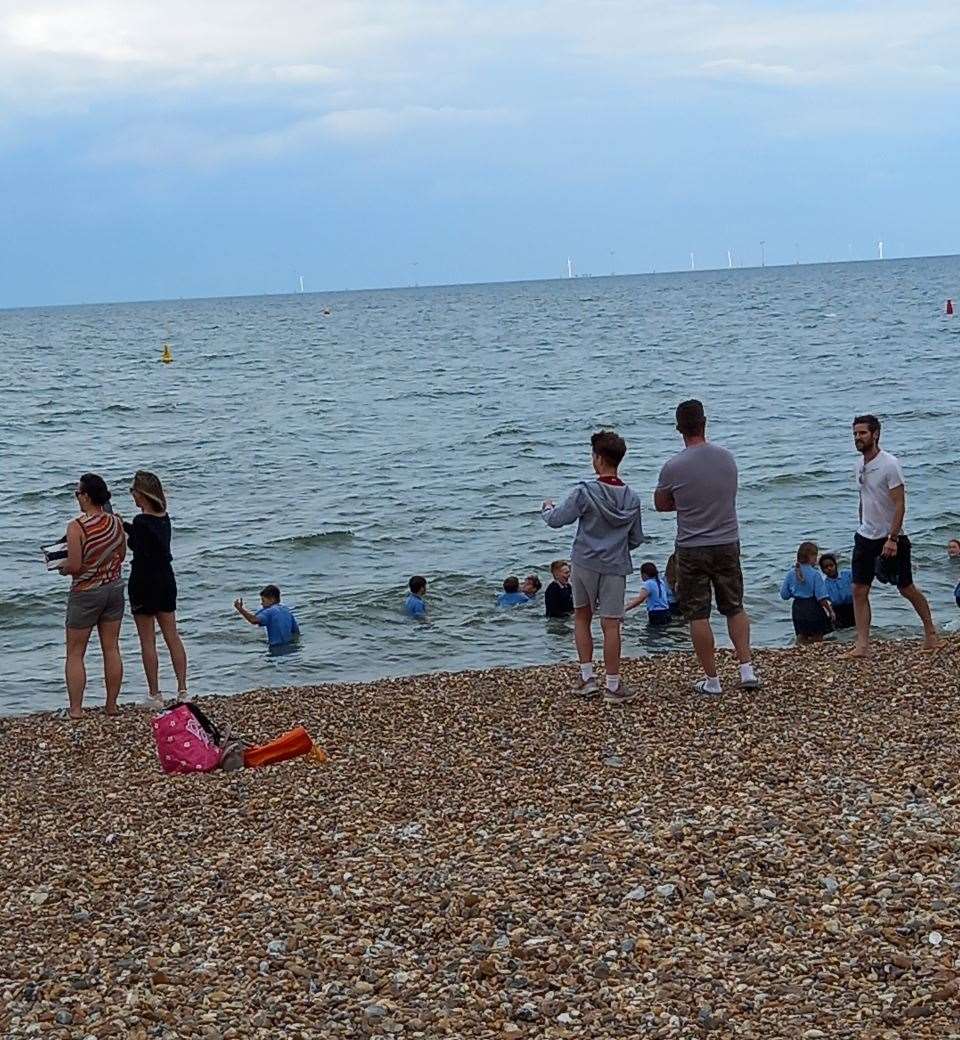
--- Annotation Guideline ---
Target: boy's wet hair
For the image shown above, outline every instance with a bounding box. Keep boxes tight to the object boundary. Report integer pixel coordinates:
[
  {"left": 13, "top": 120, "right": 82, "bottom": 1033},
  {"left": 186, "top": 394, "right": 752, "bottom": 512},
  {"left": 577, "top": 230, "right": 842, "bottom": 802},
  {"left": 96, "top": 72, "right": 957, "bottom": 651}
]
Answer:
[
  {"left": 550, "top": 559, "right": 569, "bottom": 578},
  {"left": 524, "top": 574, "right": 542, "bottom": 592},
  {"left": 590, "top": 429, "right": 627, "bottom": 468},
  {"left": 260, "top": 584, "right": 281, "bottom": 601},
  {"left": 409, "top": 575, "right": 427, "bottom": 595},
  {"left": 503, "top": 576, "right": 520, "bottom": 593}
]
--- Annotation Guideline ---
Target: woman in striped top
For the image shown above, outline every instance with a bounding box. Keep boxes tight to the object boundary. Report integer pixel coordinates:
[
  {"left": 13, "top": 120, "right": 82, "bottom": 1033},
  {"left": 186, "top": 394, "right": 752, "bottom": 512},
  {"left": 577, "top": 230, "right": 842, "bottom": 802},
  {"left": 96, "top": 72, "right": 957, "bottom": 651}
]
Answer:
[{"left": 59, "top": 473, "right": 127, "bottom": 719}]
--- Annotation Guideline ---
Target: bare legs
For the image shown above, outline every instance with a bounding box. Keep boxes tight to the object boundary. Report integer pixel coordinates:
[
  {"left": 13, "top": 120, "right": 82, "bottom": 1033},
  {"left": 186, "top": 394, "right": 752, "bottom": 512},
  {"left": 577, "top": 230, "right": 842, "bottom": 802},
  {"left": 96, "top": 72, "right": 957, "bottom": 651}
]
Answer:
[
  {"left": 574, "top": 605, "right": 594, "bottom": 665},
  {"left": 65, "top": 620, "right": 122, "bottom": 718},
  {"left": 898, "top": 584, "right": 942, "bottom": 649},
  {"left": 134, "top": 612, "right": 189, "bottom": 698},
  {"left": 689, "top": 612, "right": 752, "bottom": 675},
  {"left": 847, "top": 583, "right": 872, "bottom": 657},
  {"left": 157, "top": 612, "right": 188, "bottom": 694},
  {"left": 573, "top": 606, "right": 621, "bottom": 676},
  {"left": 65, "top": 625, "right": 93, "bottom": 719},
  {"left": 98, "top": 618, "right": 123, "bottom": 714},
  {"left": 848, "top": 581, "right": 941, "bottom": 658},
  {"left": 134, "top": 613, "right": 161, "bottom": 698},
  {"left": 690, "top": 619, "right": 717, "bottom": 678},
  {"left": 726, "top": 610, "right": 752, "bottom": 664},
  {"left": 600, "top": 617, "right": 621, "bottom": 678}
]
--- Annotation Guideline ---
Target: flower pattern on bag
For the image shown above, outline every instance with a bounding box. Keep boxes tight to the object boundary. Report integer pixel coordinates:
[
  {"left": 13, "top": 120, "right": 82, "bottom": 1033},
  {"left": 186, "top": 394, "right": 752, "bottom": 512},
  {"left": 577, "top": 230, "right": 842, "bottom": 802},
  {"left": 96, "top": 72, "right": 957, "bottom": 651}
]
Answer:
[{"left": 151, "top": 705, "right": 222, "bottom": 775}]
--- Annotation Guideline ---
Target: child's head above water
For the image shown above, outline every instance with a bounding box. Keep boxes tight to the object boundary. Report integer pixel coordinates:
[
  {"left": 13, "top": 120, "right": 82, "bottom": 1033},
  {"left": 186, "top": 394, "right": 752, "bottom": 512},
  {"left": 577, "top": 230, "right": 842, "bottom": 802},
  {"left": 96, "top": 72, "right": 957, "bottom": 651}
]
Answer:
[
  {"left": 409, "top": 575, "right": 427, "bottom": 597},
  {"left": 795, "top": 542, "right": 819, "bottom": 582},
  {"left": 260, "top": 584, "right": 281, "bottom": 607},
  {"left": 819, "top": 553, "right": 838, "bottom": 579},
  {"left": 502, "top": 576, "right": 520, "bottom": 594},
  {"left": 521, "top": 574, "right": 541, "bottom": 596},
  {"left": 550, "top": 559, "right": 571, "bottom": 582},
  {"left": 639, "top": 561, "right": 659, "bottom": 580}
]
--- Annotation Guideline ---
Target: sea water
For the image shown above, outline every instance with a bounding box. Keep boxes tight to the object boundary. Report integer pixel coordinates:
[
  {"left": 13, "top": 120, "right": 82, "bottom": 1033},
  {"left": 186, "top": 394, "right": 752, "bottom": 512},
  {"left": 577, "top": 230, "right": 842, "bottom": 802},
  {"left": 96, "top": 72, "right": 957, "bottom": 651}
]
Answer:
[{"left": 2, "top": 256, "right": 959, "bottom": 714}]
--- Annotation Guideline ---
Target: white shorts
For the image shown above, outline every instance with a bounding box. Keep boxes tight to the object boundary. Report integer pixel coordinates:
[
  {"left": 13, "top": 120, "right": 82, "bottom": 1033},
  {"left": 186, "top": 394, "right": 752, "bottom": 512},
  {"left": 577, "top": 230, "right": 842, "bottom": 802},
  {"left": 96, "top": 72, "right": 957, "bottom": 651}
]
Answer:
[{"left": 571, "top": 566, "right": 626, "bottom": 618}]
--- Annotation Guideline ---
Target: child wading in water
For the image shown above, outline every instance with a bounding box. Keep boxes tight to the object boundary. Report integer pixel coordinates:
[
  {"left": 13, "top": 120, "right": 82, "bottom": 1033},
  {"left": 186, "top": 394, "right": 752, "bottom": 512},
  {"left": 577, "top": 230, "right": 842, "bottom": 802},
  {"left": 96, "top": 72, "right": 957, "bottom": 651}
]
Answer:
[
  {"left": 780, "top": 541, "right": 834, "bottom": 643},
  {"left": 625, "top": 561, "right": 673, "bottom": 626}
]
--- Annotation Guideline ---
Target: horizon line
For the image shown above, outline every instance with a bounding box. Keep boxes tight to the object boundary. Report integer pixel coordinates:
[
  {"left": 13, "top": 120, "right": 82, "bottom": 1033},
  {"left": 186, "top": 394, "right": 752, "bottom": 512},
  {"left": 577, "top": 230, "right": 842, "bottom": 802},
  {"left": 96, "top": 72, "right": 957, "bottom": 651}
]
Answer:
[{"left": 2, "top": 251, "right": 958, "bottom": 314}]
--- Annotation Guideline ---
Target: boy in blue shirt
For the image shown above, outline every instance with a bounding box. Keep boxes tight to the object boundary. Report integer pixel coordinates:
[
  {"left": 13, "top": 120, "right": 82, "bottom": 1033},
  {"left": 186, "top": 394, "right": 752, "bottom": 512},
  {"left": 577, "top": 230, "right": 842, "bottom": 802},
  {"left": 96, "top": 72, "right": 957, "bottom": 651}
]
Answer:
[
  {"left": 496, "top": 576, "right": 530, "bottom": 607},
  {"left": 404, "top": 575, "right": 428, "bottom": 617},
  {"left": 234, "top": 585, "right": 300, "bottom": 646}
]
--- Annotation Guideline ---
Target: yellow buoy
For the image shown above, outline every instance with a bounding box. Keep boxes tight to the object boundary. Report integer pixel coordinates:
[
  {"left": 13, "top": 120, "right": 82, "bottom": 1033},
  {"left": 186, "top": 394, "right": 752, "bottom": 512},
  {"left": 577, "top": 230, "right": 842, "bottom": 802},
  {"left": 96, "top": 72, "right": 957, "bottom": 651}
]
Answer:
[{"left": 161, "top": 344, "right": 173, "bottom": 364}]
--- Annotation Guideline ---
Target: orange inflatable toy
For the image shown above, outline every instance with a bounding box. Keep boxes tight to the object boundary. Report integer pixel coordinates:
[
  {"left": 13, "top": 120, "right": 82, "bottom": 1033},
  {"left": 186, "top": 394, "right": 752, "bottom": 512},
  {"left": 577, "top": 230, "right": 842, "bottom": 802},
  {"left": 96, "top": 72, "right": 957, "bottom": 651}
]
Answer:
[{"left": 243, "top": 727, "right": 329, "bottom": 769}]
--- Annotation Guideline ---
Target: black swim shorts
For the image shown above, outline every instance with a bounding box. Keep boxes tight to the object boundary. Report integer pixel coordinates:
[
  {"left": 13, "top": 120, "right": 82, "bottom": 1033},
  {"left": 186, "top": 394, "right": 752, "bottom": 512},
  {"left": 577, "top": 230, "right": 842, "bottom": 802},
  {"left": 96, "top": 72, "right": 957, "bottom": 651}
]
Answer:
[{"left": 851, "top": 533, "right": 913, "bottom": 588}]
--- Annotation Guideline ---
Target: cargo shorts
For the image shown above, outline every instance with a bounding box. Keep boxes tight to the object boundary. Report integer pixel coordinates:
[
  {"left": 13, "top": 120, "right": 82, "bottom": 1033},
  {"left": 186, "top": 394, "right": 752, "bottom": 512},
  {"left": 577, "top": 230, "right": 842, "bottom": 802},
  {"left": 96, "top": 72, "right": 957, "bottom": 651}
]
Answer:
[{"left": 675, "top": 542, "right": 744, "bottom": 622}]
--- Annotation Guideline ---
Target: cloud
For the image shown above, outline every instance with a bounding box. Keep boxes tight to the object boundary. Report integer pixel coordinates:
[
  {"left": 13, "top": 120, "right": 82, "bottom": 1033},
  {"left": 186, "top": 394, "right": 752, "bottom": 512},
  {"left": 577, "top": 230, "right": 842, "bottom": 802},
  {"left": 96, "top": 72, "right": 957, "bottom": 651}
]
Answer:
[
  {"left": 698, "top": 59, "right": 802, "bottom": 87},
  {"left": 5, "top": 0, "right": 960, "bottom": 164}
]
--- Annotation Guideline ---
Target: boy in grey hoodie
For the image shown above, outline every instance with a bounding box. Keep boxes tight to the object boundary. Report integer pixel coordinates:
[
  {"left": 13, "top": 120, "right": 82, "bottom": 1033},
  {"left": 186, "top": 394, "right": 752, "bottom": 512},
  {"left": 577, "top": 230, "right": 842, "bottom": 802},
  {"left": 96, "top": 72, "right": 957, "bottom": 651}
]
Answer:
[{"left": 542, "top": 430, "right": 644, "bottom": 705}]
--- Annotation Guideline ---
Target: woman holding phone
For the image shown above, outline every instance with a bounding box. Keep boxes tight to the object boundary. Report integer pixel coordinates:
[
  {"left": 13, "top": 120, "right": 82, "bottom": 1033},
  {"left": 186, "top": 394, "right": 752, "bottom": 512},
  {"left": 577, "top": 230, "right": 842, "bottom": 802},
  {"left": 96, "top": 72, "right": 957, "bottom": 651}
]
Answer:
[
  {"left": 124, "top": 470, "right": 189, "bottom": 706},
  {"left": 60, "top": 473, "right": 126, "bottom": 719}
]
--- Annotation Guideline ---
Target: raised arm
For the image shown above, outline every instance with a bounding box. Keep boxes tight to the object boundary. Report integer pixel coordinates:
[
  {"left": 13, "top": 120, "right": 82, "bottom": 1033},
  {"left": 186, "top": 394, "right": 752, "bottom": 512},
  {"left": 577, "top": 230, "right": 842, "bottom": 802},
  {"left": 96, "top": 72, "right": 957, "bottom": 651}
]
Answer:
[
  {"left": 233, "top": 598, "right": 260, "bottom": 626},
  {"left": 542, "top": 487, "right": 583, "bottom": 529}
]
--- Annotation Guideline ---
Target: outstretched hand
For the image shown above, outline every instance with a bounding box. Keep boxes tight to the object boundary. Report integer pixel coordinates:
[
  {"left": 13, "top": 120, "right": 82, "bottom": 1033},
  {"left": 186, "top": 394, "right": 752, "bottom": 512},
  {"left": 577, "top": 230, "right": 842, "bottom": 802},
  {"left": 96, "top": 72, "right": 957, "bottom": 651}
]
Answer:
[
  {"left": 542, "top": 499, "right": 555, "bottom": 511},
  {"left": 233, "top": 597, "right": 244, "bottom": 612}
]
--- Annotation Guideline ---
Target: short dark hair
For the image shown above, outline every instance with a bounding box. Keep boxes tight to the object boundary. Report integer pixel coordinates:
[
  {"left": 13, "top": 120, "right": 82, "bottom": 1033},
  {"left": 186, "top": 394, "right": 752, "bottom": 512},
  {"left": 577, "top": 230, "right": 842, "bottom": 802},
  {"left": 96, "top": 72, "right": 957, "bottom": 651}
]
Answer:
[
  {"left": 503, "top": 576, "right": 520, "bottom": 593},
  {"left": 524, "top": 574, "right": 542, "bottom": 592},
  {"left": 853, "top": 414, "right": 881, "bottom": 435},
  {"left": 676, "top": 399, "right": 706, "bottom": 436},
  {"left": 260, "top": 584, "right": 281, "bottom": 601},
  {"left": 819, "top": 553, "right": 837, "bottom": 568},
  {"left": 78, "top": 473, "right": 111, "bottom": 506},
  {"left": 409, "top": 575, "right": 427, "bottom": 595},
  {"left": 591, "top": 430, "right": 627, "bottom": 468},
  {"left": 639, "top": 561, "right": 658, "bottom": 580}
]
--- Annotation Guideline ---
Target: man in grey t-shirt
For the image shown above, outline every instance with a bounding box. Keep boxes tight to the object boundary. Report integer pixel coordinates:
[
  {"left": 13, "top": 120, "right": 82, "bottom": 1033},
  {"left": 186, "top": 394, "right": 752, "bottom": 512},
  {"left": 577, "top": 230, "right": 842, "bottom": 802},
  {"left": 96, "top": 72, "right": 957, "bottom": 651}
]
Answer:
[{"left": 654, "top": 399, "right": 759, "bottom": 695}]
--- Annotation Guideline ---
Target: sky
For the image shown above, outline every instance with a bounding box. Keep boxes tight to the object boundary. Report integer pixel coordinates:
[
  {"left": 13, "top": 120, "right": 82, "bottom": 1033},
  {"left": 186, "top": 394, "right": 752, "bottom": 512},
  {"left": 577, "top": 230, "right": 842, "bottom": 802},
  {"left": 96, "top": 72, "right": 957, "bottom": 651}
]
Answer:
[{"left": 1, "top": 0, "right": 959, "bottom": 307}]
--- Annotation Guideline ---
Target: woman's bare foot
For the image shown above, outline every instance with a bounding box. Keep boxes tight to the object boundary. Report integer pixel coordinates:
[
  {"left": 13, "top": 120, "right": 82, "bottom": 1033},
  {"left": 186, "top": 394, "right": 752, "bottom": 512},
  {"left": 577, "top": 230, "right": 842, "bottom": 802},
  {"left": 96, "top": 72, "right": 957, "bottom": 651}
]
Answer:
[
  {"left": 844, "top": 645, "right": 870, "bottom": 659},
  {"left": 68, "top": 710, "right": 83, "bottom": 721},
  {"left": 921, "top": 635, "right": 945, "bottom": 652},
  {"left": 105, "top": 708, "right": 121, "bottom": 717}
]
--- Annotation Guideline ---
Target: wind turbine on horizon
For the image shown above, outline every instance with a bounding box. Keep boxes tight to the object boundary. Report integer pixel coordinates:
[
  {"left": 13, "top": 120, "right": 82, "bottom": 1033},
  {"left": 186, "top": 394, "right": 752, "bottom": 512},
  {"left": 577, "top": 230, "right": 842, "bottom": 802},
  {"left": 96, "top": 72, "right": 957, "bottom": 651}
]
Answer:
[{"left": 877, "top": 238, "right": 884, "bottom": 260}]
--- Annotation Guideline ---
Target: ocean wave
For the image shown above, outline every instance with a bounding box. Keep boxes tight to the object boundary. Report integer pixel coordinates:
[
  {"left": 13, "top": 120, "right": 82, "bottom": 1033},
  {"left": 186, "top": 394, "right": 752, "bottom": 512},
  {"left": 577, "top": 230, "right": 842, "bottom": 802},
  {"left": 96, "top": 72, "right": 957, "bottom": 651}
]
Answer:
[{"left": 269, "top": 530, "right": 356, "bottom": 549}]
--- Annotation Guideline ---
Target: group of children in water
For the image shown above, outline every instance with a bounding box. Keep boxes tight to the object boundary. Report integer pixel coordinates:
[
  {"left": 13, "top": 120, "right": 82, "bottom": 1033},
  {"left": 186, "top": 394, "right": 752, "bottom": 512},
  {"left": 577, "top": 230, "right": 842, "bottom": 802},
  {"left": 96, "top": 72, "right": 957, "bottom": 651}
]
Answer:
[
  {"left": 400, "top": 538, "right": 957, "bottom": 645},
  {"left": 401, "top": 557, "right": 683, "bottom": 626}
]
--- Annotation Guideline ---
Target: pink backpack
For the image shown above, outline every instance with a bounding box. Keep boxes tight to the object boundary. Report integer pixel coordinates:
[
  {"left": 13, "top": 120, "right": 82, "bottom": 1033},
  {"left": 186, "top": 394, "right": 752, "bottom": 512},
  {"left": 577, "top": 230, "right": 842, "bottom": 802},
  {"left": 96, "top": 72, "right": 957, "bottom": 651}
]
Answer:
[{"left": 152, "top": 703, "right": 223, "bottom": 774}]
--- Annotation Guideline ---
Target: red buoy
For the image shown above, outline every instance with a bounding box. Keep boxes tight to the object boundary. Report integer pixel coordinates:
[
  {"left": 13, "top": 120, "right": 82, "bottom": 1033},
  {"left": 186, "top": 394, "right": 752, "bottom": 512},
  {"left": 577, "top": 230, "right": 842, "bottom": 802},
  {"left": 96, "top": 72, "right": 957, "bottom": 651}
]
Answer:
[{"left": 948, "top": 299, "right": 955, "bottom": 315}]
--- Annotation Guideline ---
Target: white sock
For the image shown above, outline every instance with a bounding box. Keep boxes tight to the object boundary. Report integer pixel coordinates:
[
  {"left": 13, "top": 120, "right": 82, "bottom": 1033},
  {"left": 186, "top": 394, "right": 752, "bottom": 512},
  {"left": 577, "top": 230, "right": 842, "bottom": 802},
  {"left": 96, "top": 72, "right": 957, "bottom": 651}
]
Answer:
[
  {"left": 580, "top": 662, "right": 595, "bottom": 681},
  {"left": 606, "top": 673, "right": 620, "bottom": 692},
  {"left": 740, "top": 662, "right": 756, "bottom": 683},
  {"left": 703, "top": 675, "right": 722, "bottom": 694}
]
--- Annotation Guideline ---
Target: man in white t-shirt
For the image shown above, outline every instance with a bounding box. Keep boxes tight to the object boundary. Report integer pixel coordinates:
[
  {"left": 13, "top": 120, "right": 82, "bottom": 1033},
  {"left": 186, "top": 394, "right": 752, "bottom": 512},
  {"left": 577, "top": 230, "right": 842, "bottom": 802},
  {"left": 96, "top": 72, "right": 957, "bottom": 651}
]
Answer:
[{"left": 847, "top": 414, "right": 941, "bottom": 657}]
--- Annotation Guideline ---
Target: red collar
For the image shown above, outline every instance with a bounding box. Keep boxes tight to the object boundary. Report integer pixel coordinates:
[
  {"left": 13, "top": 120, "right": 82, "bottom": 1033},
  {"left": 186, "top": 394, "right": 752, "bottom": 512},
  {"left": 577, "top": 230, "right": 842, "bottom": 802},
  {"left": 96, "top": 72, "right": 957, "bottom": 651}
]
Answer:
[{"left": 597, "top": 475, "right": 625, "bottom": 486}]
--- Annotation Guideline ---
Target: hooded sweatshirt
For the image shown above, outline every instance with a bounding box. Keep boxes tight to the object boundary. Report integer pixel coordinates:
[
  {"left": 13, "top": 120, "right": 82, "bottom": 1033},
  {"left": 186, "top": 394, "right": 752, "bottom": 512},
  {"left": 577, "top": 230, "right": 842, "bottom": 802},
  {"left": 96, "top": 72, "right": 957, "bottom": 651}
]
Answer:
[{"left": 542, "top": 477, "right": 644, "bottom": 576}]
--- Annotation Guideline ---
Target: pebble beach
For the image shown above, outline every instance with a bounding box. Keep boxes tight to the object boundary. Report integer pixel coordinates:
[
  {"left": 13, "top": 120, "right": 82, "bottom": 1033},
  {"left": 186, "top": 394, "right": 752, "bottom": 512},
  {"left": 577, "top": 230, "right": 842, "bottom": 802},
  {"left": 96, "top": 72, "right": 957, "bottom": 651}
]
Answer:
[{"left": 2, "top": 640, "right": 959, "bottom": 1038}]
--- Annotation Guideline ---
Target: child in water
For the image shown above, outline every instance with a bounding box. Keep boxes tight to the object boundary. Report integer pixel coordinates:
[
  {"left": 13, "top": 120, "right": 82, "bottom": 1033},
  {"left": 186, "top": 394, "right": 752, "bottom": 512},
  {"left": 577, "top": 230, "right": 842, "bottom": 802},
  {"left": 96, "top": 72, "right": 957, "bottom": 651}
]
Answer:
[
  {"left": 780, "top": 542, "right": 833, "bottom": 643},
  {"left": 544, "top": 560, "right": 574, "bottom": 618},
  {"left": 625, "top": 561, "right": 673, "bottom": 626},
  {"left": 234, "top": 585, "right": 300, "bottom": 646},
  {"left": 818, "top": 552, "right": 855, "bottom": 629},
  {"left": 404, "top": 575, "right": 427, "bottom": 617},
  {"left": 496, "top": 576, "right": 530, "bottom": 607}
]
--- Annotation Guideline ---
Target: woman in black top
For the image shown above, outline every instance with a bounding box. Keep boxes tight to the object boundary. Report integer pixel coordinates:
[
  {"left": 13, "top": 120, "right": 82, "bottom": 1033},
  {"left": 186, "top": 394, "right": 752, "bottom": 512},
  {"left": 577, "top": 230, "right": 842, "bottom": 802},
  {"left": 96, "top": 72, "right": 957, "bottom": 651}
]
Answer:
[{"left": 124, "top": 471, "right": 189, "bottom": 705}]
